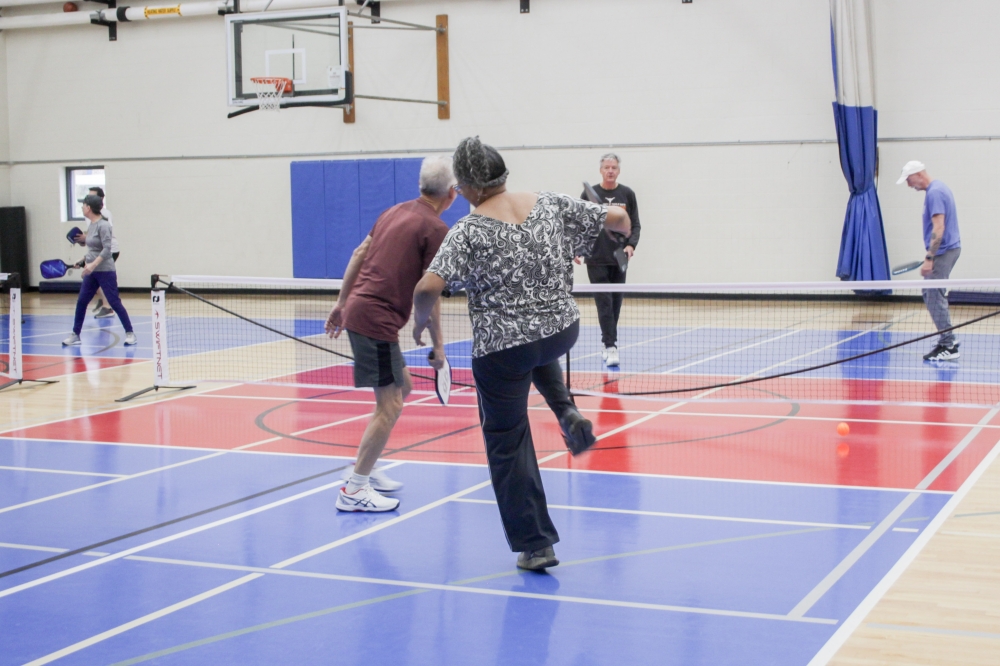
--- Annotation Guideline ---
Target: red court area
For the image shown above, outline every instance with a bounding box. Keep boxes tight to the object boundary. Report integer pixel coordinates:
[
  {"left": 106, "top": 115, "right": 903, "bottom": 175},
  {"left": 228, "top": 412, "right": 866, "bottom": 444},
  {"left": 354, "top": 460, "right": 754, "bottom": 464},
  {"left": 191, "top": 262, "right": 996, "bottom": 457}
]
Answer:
[
  {"left": 6, "top": 379, "right": 999, "bottom": 492},
  {"left": 21, "top": 354, "right": 137, "bottom": 380}
]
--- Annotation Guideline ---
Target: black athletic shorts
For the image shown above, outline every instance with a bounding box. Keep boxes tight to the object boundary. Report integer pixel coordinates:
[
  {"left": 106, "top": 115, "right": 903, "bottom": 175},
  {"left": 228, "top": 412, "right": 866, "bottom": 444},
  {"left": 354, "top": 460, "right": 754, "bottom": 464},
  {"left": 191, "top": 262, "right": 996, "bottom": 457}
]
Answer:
[{"left": 347, "top": 329, "right": 407, "bottom": 388}]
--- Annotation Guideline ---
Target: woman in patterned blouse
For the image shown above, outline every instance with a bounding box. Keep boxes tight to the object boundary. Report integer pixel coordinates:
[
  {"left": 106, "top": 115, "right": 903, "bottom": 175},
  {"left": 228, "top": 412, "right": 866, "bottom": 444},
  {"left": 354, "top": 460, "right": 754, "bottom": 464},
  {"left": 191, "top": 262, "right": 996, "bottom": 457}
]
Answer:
[{"left": 413, "top": 137, "right": 631, "bottom": 571}]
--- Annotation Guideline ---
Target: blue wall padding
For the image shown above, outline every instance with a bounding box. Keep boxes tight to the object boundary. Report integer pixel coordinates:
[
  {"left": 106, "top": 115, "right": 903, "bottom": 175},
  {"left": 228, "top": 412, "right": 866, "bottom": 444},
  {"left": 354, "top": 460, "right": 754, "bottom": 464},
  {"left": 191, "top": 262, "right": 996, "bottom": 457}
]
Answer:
[
  {"left": 291, "top": 157, "right": 474, "bottom": 278},
  {"left": 441, "top": 193, "right": 471, "bottom": 227},
  {"left": 323, "top": 160, "right": 361, "bottom": 279},
  {"left": 394, "top": 158, "right": 422, "bottom": 203},
  {"left": 359, "top": 159, "right": 396, "bottom": 239},
  {"left": 289, "top": 161, "right": 326, "bottom": 278}
]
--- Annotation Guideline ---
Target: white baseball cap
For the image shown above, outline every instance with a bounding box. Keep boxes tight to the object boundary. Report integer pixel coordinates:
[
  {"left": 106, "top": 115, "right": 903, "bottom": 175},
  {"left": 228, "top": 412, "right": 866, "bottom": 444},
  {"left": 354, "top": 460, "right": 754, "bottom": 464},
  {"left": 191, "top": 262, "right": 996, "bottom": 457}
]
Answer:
[{"left": 896, "top": 160, "right": 926, "bottom": 184}]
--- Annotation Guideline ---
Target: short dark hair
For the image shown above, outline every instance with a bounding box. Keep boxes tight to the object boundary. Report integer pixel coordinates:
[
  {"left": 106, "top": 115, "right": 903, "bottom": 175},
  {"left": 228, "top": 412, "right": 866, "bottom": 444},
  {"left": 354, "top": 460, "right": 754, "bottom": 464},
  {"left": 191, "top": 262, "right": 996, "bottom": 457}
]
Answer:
[{"left": 89, "top": 186, "right": 105, "bottom": 199}]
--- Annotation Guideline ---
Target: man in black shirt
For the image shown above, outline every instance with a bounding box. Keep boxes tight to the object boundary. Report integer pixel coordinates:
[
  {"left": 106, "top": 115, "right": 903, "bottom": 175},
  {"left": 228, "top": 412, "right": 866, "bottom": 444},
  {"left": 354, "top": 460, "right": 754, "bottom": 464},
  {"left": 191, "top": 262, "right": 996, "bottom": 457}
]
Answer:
[{"left": 578, "top": 153, "right": 641, "bottom": 367}]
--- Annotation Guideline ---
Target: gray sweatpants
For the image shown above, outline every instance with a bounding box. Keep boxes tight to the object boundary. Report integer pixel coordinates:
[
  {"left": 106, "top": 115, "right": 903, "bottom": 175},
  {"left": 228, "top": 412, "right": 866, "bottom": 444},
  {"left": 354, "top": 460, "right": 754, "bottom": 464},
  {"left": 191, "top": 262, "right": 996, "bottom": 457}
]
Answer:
[{"left": 922, "top": 247, "right": 961, "bottom": 347}]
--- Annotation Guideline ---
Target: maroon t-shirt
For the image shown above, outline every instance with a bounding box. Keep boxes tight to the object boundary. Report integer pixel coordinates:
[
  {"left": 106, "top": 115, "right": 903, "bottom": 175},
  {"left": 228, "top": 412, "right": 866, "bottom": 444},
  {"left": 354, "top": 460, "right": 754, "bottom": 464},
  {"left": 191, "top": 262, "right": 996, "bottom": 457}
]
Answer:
[{"left": 343, "top": 198, "right": 449, "bottom": 342}]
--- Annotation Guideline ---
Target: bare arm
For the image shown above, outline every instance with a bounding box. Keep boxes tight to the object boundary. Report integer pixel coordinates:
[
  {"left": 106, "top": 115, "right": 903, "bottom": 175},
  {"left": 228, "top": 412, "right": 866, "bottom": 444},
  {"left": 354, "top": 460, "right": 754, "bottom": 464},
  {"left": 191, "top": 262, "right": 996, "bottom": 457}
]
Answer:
[
  {"left": 604, "top": 206, "right": 631, "bottom": 237},
  {"left": 413, "top": 272, "right": 447, "bottom": 369},
  {"left": 325, "top": 235, "right": 372, "bottom": 337},
  {"left": 921, "top": 214, "right": 946, "bottom": 277}
]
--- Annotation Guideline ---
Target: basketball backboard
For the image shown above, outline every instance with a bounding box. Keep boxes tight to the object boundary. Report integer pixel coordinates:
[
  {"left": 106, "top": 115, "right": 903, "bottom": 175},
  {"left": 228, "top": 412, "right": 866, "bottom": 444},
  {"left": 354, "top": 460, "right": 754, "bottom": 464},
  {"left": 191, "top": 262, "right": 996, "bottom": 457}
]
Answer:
[{"left": 226, "top": 7, "right": 350, "bottom": 108}]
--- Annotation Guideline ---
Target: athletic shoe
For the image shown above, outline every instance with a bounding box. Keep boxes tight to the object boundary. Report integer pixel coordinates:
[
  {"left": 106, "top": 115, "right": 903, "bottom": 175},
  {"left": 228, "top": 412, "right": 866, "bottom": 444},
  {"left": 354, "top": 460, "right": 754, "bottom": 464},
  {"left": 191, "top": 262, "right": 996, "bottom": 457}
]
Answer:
[
  {"left": 605, "top": 346, "right": 619, "bottom": 367},
  {"left": 924, "top": 343, "right": 960, "bottom": 361},
  {"left": 124, "top": 332, "right": 138, "bottom": 346},
  {"left": 92, "top": 299, "right": 104, "bottom": 314},
  {"left": 517, "top": 546, "right": 559, "bottom": 571},
  {"left": 94, "top": 307, "right": 115, "bottom": 319},
  {"left": 343, "top": 465, "right": 404, "bottom": 492},
  {"left": 601, "top": 347, "right": 609, "bottom": 361},
  {"left": 560, "top": 408, "right": 597, "bottom": 455},
  {"left": 336, "top": 484, "right": 400, "bottom": 512},
  {"left": 61, "top": 333, "right": 81, "bottom": 346}
]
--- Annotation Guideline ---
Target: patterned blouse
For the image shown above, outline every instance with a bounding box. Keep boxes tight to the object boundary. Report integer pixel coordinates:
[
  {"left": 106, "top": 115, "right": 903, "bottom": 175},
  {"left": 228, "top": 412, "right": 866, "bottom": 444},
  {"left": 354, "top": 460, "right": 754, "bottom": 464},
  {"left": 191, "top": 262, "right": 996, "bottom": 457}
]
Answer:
[{"left": 428, "top": 192, "right": 606, "bottom": 357}]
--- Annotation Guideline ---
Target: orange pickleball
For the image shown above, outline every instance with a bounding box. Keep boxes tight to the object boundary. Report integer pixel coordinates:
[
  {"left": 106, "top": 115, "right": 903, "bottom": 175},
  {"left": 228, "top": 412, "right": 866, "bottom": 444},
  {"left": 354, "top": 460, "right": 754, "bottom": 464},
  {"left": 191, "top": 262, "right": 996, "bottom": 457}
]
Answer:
[{"left": 837, "top": 422, "right": 850, "bottom": 436}]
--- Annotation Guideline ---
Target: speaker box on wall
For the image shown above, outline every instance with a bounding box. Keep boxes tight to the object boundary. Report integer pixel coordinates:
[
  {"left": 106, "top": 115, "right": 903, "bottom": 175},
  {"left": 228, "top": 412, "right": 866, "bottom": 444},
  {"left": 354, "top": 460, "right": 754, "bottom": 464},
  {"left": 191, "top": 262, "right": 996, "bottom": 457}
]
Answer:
[{"left": 0, "top": 207, "right": 29, "bottom": 283}]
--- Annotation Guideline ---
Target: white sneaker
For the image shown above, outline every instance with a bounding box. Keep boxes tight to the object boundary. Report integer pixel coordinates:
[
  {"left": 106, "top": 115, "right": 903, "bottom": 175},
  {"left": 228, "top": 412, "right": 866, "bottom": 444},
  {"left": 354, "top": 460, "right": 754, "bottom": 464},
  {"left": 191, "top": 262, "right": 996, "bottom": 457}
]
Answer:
[
  {"left": 62, "top": 333, "right": 81, "bottom": 346},
  {"left": 336, "top": 484, "right": 400, "bottom": 512},
  {"left": 605, "top": 346, "right": 619, "bottom": 367},
  {"left": 343, "top": 465, "right": 404, "bottom": 492},
  {"left": 124, "top": 332, "right": 137, "bottom": 346},
  {"left": 601, "top": 347, "right": 609, "bottom": 361}
]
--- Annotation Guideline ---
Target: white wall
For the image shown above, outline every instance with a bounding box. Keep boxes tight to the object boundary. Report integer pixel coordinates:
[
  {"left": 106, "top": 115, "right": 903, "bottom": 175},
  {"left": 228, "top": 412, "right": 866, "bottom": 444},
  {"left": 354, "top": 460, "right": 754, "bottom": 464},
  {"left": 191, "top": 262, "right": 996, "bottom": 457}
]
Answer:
[
  {"left": 1, "top": 0, "right": 998, "bottom": 286},
  {"left": 0, "top": 32, "right": 10, "bottom": 207}
]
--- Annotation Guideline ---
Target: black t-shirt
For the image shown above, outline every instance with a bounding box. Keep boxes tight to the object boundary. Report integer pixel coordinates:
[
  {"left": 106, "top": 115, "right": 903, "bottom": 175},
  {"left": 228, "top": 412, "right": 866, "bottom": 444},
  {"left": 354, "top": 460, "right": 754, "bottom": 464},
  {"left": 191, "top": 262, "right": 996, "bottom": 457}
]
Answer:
[{"left": 579, "top": 184, "right": 641, "bottom": 265}]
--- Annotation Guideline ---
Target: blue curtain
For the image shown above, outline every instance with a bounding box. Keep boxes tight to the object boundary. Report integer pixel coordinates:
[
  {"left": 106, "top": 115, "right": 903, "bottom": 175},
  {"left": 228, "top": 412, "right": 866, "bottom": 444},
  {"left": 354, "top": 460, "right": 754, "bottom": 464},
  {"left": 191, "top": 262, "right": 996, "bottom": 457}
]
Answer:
[
  {"left": 830, "top": 0, "right": 890, "bottom": 283},
  {"left": 833, "top": 103, "right": 889, "bottom": 281}
]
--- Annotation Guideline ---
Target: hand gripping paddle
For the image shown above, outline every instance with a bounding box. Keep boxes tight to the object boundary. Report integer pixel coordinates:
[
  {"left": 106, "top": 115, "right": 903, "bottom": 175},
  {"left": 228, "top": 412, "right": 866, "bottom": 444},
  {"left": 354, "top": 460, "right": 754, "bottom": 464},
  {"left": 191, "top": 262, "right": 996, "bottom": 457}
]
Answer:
[
  {"left": 427, "top": 350, "right": 452, "bottom": 405},
  {"left": 892, "top": 260, "right": 924, "bottom": 276},
  {"left": 39, "top": 259, "right": 80, "bottom": 280}
]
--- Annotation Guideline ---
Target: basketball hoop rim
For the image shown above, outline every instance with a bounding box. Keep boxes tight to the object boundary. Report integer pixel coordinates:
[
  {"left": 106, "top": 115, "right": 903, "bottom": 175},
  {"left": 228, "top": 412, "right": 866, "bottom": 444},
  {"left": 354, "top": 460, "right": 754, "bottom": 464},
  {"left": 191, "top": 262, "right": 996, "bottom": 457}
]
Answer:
[{"left": 249, "top": 76, "right": 294, "bottom": 94}]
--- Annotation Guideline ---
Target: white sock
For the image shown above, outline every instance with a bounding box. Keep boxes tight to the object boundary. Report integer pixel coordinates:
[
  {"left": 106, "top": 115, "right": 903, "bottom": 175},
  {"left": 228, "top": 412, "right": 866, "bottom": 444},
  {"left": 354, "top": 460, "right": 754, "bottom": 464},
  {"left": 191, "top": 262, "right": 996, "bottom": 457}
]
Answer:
[{"left": 346, "top": 473, "right": 369, "bottom": 493}]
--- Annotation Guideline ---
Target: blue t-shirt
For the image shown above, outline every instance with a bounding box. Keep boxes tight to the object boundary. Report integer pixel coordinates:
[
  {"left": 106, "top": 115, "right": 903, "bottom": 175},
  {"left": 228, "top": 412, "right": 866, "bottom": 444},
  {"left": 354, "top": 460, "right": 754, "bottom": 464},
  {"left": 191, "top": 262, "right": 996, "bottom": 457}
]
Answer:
[{"left": 923, "top": 180, "right": 961, "bottom": 255}]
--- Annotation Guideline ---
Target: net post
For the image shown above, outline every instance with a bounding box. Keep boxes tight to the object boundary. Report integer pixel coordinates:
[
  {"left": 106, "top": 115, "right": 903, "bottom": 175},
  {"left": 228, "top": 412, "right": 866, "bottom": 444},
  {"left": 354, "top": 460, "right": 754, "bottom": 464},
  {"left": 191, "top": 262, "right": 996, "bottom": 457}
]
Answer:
[
  {"left": 116, "top": 276, "right": 195, "bottom": 402},
  {"left": 0, "top": 273, "right": 58, "bottom": 391}
]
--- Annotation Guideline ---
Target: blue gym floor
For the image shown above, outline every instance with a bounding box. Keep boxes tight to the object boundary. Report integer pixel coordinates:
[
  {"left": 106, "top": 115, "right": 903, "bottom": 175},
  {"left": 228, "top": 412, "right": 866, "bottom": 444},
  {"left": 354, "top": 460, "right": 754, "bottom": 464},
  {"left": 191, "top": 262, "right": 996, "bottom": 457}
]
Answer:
[{"left": 0, "top": 436, "right": 964, "bottom": 665}]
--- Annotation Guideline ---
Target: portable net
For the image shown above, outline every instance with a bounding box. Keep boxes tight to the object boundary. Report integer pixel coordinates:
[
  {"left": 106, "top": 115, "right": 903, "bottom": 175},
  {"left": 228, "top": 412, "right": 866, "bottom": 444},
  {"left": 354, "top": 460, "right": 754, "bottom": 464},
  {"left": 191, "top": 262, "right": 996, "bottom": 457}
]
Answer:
[
  {"left": 150, "top": 275, "right": 473, "bottom": 395},
  {"left": 568, "top": 279, "right": 1000, "bottom": 407},
  {"left": 249, "top": 77, "right": 292, "bottom": 112},
  {"left": 0, "top": 273, "right": 22, "bottom": 387},
  {"left": 149, "top": 275, "right": 1000, "bottom": 407}
]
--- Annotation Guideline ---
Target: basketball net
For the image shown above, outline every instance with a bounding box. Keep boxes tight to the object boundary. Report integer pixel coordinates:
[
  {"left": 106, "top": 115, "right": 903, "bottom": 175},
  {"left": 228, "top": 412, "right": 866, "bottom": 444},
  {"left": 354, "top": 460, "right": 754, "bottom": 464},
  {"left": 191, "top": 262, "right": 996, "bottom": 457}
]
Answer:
[{"left": 250, "top": 77, "right": 293, "bottom": 112}]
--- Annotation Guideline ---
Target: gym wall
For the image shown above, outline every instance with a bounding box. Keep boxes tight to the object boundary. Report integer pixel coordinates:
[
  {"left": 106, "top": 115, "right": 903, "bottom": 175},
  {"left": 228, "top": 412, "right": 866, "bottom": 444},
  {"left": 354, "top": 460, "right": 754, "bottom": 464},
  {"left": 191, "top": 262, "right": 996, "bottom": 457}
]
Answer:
[{"left": 1, "top": 0, "right": 998, "bottom": 287}]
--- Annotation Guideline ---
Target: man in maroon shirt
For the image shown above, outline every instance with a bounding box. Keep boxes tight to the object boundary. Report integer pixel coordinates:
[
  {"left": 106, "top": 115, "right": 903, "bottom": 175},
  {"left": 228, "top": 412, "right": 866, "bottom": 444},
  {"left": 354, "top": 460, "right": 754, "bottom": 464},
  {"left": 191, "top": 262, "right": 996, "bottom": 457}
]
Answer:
[{"left": 326, "top": 156, "right": 457, "bottom": 512}]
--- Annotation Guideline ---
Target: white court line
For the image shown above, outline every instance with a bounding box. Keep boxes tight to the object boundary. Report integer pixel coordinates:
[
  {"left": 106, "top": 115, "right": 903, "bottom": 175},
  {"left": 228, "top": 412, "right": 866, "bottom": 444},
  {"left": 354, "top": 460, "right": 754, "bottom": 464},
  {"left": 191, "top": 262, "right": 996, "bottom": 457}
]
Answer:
[
  {"left": 122, "top": 554, "right": 837, "bottom": 625},
  {"left": 938, "top": 530, "right": 1000, "bottom": 539},
  {"left": 890, "top": 527, "right": 920, "bottom": 533},
  {"left": 187, "top": 393, "right": 1000, "bottom": 430},
  {"left": 662, "top": 328, "right": 803, "bottom": 375},
  {"left": 0, "top": 465, "right": 124, "bottom": 478},
  {"left": 453, "top": 498, "right": 871, "bottom": 530},
  {"left": 23, "top": 574, "right": 264, "bottom": 666},
  {"left": 792, "top": 406, "right": 1000, "bottom": 618},
  {"left": 0, "top": 451, "right": 229, "bottom": 516},
  {"left": 0, "top": 391, "right": 437, "bottom": 515},
  {"left": 0, "top": 542, "right": 108, "bottom": 556},
  {"left": 807, "top": 426, "right": 1000, "bottom": 665},
  {"left": 798, "top": 405, "right": 1000, "bottom": 664},
  {"left": 539, "top": 465, "right": 955, "bottom": 495},
  {"left": 0, "top": 434, "right": 956, "bottom": 494},
  {"left": 0, "top": 478, "right": 346, "bottom": 600}
]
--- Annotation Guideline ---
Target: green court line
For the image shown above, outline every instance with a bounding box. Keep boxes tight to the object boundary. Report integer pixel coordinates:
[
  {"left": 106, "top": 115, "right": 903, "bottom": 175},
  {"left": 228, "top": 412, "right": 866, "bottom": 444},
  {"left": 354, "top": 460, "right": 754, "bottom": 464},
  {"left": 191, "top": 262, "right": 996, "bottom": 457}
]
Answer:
[
  {"left": 109, "top": 524, "right": 833, "bottom": 664},
  {"left": 954, "top": 509, "right": 1000, "bottom": 518}
]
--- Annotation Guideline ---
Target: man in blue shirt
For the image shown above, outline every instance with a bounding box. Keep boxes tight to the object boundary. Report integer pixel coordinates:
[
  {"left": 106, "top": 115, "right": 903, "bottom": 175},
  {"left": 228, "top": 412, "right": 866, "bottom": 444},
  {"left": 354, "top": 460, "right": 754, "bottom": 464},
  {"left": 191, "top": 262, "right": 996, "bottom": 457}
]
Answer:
[{"left": 897, "top": 161, "right": 961, "bottom": 361}]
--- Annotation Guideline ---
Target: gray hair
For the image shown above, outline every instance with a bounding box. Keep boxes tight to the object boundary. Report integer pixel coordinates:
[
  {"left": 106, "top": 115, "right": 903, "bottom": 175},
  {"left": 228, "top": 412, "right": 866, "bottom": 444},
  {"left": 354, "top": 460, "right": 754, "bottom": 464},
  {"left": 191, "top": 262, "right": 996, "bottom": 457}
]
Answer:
[
  {"left": 453, "top": 136, "right": 509, "bottom": 190},
  {"left": 419, "top": 155, "right": 457, "bottom": 197},
  {"left": 600, "top": 152, "right": 620, "bottom": 166}
]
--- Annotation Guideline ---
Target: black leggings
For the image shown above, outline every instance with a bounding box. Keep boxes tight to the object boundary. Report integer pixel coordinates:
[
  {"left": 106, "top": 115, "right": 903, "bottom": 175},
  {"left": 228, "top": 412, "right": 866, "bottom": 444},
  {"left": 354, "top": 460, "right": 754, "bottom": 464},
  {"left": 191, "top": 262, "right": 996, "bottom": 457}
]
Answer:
[
  {"left": 471, "top": 321, "right": 579, "bottom": 552},
  {"left": 587, "top": 263, "right": 626, "bottom": 347}
]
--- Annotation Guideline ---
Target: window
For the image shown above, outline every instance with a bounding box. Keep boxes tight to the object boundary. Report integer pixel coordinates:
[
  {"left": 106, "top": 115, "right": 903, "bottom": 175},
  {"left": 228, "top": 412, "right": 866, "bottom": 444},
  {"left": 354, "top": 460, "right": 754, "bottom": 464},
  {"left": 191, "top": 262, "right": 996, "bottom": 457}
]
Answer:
[{"left": 65, "top": 166, "right": 106, "bottom": 221}]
